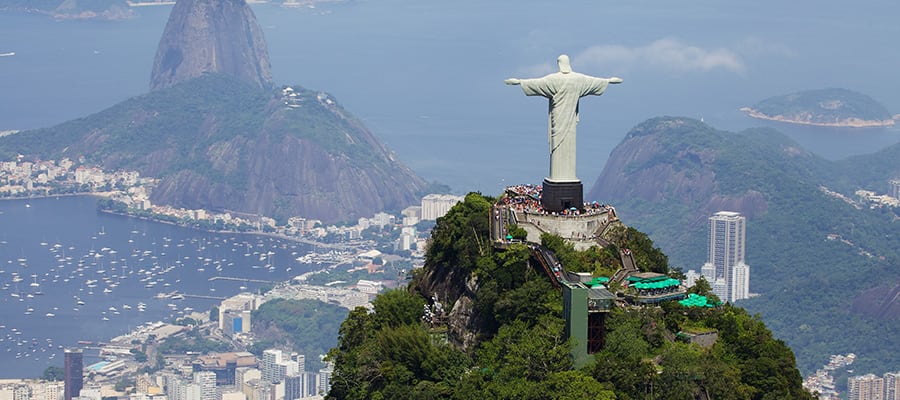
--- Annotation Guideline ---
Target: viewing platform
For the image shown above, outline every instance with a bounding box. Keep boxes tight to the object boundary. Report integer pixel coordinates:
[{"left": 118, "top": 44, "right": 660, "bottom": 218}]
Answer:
[
  {"left": 623, "top": 272, "right": 686, "bottom": 305},
  {"left": 489, "top": 183, "right": 692, "bottom": 367},
  {"left": 492, "top": 184, "right": 620, "bottom": 251}
]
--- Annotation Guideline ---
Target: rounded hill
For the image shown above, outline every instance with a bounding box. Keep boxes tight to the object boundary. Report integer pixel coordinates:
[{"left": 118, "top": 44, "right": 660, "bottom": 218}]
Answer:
[{"left": 740, "top": 88, "right": 896, "bottom": 128}]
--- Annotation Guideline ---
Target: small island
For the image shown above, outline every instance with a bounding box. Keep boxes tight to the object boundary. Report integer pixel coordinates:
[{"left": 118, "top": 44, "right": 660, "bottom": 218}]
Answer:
[
  {"left": 0, "top": 0, "right": 133, "bottom": 20},
  {"left": 741, "top": 88, "right": 898, "bottom": 128}
]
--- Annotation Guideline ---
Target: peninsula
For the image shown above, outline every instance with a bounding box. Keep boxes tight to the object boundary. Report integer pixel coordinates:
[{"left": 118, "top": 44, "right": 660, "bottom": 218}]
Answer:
[{"left": 741, "top": 88, "right": 898, "bottom": 128}]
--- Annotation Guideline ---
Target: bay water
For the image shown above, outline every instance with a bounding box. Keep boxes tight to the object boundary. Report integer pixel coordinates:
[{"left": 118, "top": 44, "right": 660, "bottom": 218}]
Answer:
[{"left": 0, "top": 196, "right": 316, "bottom": 378}]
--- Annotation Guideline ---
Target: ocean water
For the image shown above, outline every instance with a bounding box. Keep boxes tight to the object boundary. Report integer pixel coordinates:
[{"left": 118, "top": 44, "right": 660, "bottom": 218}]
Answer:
[{"left": 0, "top": 196, "right": 317, "bottom": 378}]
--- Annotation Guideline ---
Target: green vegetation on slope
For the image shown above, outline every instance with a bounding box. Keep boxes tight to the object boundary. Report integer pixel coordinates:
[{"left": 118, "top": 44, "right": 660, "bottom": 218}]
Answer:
[
  {"left": 0, "top": 74, "right": 268, "bottom": 183},
  {"left": 250, "top": 298, "right": 349, "bottom": 371},
  {"left": 327, "top": 193, "right": 812, "bottom": 399},
  {"left": 832, "top": 141, "right": 900, "bottom": 192},
  {"left": 157, "top": 327, "right": 231, "bottom": 355},
  {"left": 0, "top": 73, "right": 428, "bottom": 223},
  {"left": 0, "top": 73, "right": 399, "bottom": 181},
  {"left": 596, "top": 117, "right": 900, "bottom": 375}
]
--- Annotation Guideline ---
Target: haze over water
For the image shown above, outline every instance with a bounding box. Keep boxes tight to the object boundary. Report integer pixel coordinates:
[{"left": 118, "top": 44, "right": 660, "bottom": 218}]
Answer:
[{"left": 1, "top": 1, "right": 899, "bottom": 194}]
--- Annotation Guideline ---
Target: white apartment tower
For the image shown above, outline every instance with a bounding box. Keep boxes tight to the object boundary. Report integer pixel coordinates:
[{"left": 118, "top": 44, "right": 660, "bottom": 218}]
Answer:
[
  {"left": 262, "top": 349, "right": 301, "bottom": 385},
  {"left": 421, "top": 194, "right": 464, "bottom": 221},
  {"left": 317, "top": 363, "right": 334, "bottom": 397},
  {"left": 890, "top": 179, "right": 900, "bottom": 200},
  {"left": 262, "top": 349, "right": 283, "bottom": 383},
  {"left": 885, "top": 371, "right": 900, "bottom": 400},
  {"left": 848, "top": 374, "right": 885, "bottom": 400},
  {"left": 701, "top": 211, "right": 750, "bottom": 303},
  {"left": 193, "top": 371, "right": 217, "bottom": 400}
]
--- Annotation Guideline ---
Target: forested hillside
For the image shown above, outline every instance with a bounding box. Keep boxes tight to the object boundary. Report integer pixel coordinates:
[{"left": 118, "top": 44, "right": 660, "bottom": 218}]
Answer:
[
  {"left": 589, "top": 117, "right": 900, "bottom": 374},
  {"left": 250, "top": 298, "right": 348, "bottom": 371},
  {"left": 0, "top": 74, "right": 430, "bottom": 223},
  {"left": 326, "top": 194, "right": 812, "bottom": 399}
]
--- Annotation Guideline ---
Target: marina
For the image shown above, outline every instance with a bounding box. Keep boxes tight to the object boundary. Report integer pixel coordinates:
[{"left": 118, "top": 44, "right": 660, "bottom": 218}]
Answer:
[{"left": 0, "top": 196, "right": 331, "bottom": 377}]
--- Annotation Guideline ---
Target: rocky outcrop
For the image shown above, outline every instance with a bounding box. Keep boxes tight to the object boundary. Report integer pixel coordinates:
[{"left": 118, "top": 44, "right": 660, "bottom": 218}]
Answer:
[
  {"left": 0, "top": 0, "right": 429, "bottom": 222},
  {"left": 147, "top": 117, "right": 428, "bottom": 223},
  {"left": 1, "top": 74, "right": 428, "bottom": 223},
  {"left": 413, "top": 258, "right": 483, "bottom": 352},
  {"left": 588, "top": 117, "right": 769, "bottom": 223},
  {"left": 150, "top": 0, "right": 273, "bottom": 91}
]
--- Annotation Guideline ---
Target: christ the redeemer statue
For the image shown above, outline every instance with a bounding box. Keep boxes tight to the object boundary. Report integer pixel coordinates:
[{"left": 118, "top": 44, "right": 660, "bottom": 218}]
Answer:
[{"left": 506, "top": 54, "right": 622, "bottom": 184}]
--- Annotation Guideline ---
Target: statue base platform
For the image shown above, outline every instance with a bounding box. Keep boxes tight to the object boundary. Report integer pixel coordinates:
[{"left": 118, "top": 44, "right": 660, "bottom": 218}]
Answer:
[{"left": 541, "top": 179, "right": 583, "bottom": 213}]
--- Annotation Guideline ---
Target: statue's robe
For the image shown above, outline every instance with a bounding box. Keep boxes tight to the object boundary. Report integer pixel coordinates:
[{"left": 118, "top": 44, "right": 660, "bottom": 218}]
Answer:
[{"left": 519, "top": 72, "right": 610, "bottom": 182}]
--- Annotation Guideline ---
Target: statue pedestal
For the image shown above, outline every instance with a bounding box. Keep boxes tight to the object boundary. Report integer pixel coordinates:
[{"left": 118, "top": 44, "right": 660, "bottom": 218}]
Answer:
[{"left": 541, "top": 179, "right": 583, "bottom": 212}]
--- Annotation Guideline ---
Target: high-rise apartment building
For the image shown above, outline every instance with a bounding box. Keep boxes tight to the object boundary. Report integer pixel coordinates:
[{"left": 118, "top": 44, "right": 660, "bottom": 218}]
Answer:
[
  {"left": 317, "top": 363, "right": 334, "bottom": 396},
  {"left": 64, "top": 349, "right": 83, "bottom": 400},
  {"left": 848, "top": 374, "right": 885, "bottom": 400},
  {"left": 261, "top": 350, "right": 283, "bottom": 383},
  {"left": 701, "top": 211, "right": 750, "bottom": 303},
  {"left": 261, "top": 349, "right": 300, "bottom": 385},
  {"left": 889, "top": 179, "right": 900, "bottom": 200},
  {"left": 193, "top": 371, "right": 217, "bottom": 400},
  {"left": 885, "top": 371, "right": 900, "bottom": 400},
  {"left": 421, "top": 194, "right": 464, "bottom": 221},
  {"left": 36, "top": 381, "right": 64, "bottom": 400},
  {"left": 218, "top": 293, "right": 261, "bottom": 331},
  {"left": 235, "top": 367, "right": 261, "bottom": 394},
  {"left": 283, "top": 373, "right": 306, "bottom": 400},
  {"left": 12, "top": 385, "right": 31, "bottom": 400}
]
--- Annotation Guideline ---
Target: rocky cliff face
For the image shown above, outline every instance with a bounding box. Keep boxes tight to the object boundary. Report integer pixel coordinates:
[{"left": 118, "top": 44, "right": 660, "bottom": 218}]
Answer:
[
  {"left": 589, "top": 117, "right": 771, "bottom": 223},
  {"left": 1, "top": 74, "right": 428, "bottom": 223},
  {"left": 150, "top": 0, "right": 273, "bottom": 91},
  {"left": 0, "top": 0, "right": 430, "bottom": 222}
]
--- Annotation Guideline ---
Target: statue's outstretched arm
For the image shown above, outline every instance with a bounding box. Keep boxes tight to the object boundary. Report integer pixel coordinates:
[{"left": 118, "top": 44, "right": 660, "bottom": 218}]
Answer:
[
  {"left": 608, "top": 77, "right": 623, "bottom": 84},
  {"left": 504, "top": 78, "right": 521, "bottom": 85}
]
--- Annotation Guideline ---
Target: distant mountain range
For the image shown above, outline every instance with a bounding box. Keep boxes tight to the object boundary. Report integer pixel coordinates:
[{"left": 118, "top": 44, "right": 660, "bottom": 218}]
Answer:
[
  {"left": 0, "top": 0, "right": 133, "bottom": 20},
  {"left": 588, "top": 116, "right": 900, "bottom": 373},
  {"left": 0, "top": 0, "right": 352, "bottom": 20},
  {"left": 741, "top": 88, "right": 897, "bottom": 128},
  {"left": 0, "top": 0, "right": 431, "bottom": 223}
]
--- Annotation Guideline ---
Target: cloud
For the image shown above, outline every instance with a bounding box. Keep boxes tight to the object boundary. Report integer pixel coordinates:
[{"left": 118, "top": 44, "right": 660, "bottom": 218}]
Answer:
[{"left": 574, "top": 38, "right": 746, "bottom": 74}]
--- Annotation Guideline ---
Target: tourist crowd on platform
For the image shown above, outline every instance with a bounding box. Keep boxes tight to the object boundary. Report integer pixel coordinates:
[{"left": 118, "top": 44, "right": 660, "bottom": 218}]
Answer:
[{"left": 500, "top": 184, "right": 617, "bottom": 218}]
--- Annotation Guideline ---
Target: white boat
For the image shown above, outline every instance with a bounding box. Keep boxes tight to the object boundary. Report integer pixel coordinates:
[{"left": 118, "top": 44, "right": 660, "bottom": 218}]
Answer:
[
  {"left": 45, "top": 313, "right": 55, "bottom": 317},
  {"left": 0, "top": 52, "right": 14, "bottom": 57}
]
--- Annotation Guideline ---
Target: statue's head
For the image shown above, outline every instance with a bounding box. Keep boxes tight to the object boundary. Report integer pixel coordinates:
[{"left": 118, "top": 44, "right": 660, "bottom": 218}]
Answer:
[{"left": 557, "top": 54, "right": 572, "bottom": 74}]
